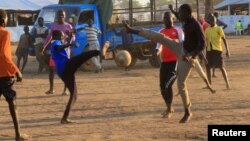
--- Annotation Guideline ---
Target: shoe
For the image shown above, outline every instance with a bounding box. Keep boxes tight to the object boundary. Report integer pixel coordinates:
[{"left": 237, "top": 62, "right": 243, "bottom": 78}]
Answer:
[{"left": 45, "top": 90, "right": 54, "bottom": 95}]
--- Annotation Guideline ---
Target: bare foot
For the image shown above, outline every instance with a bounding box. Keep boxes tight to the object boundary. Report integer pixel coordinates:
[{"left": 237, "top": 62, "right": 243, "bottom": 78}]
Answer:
[
  {"left": 162, "top": 109, "right": 174, "bottom": 119},
  {"left": 45, "top": 90, "right": 54, "bottom": 95},
  {"left": 61, "top": 119, "right": 75, "bottom": 124},
  {"left": 61, "top": 92, "right": 68, "bottom": 96},
  {"left": 16, "top": 134, "right": 31, "bottom": 141},
  {"left": 179, "top": 113, "right": 192, "bottom": 123},
  {"left": 209, "top": 87, "right": 216, "bottom": 94},
  {"left": 102, "top": 41, "right": 110, "bottom": 57}
]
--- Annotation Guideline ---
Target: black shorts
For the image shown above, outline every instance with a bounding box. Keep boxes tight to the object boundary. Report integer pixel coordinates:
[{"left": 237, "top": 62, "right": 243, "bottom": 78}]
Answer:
[
  {"left": 0, "top": 77, "right": 16, "bottom": 102},
  {"left": 206, "top": 50, "right": 224, "bottom": 68},
  {"left": 160, "top": 61, "right": 177, "bottom": 90},
  {"left": 16, "top": 48, "right": 29, "bottom": 58}
]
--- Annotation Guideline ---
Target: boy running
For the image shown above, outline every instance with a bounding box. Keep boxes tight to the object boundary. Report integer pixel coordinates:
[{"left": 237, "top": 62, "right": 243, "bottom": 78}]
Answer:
[
  {"left": 0, "top": 9, "right": 31, "bottom": 141},
  {"left": 50, "top": 30, "right": 99, "bottom": 123}
]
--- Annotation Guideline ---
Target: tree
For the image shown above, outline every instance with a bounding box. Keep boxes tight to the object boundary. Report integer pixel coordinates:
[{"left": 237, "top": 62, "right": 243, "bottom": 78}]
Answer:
[
  {"left": 116, "top": 0, "right": 142, "bottom": 8},
  {"left": 205, "top": 0, "right": 214, "bottom": 15}
]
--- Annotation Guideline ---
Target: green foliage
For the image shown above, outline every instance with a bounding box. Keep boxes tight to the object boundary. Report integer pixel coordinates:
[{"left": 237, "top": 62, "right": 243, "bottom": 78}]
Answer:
[{"left": 116, "top": 0, "right": 142, "bottom": 8}]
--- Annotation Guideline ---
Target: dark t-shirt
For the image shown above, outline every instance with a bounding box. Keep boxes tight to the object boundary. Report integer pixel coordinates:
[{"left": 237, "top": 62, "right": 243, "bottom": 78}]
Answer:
[{"left": 183, "top": 18, "right": 205, "bottom": 56}]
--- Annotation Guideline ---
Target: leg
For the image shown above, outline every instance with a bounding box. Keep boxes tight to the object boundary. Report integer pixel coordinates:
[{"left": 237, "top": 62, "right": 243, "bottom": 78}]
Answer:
[
  {"left": 16, "top": 57, "right": 21, "bottom": 70},
  {"left": 212, "top": 67, "right": 216, "bottom": 77},
  {"left": 1, "top": 78, "right": 30, "bottom": 140},
  {"left": 63, "top": 50, "right": 100, "bottom": 75},
  {"left": 35, "top": 44, "right": 43, "bottom": 73},
  {"left": 194, "top": 60, "right": 215, "bottom": 93},
  {"left": 60, "top": 51, "right": 99, "bottom": 123},
  {"left": 61, "top": 75, "right": 77, "bottom": 123},
  {"left": 206, "top": 65, "right": 212, "bottom": 85},
  {"left": 62, "top": 84, "right": 68, "bottom": 95},
  {"left": 90, "top": 56, "right": 102, "bottom": 73},
  {"left": 177, "top": 58, "right": 194, "bottom": 123},
  {"left": 21, "top": 54, "right": 28, "bottom": 72},
  {"left": 102, "top": 41, "right": 110, "bottom": 58},
  {"left": 220, "top": 67, "right": 231, "bottom": 89},
  {"left": 46, "top": 66, "right": 54, "bottom": 94},
  {"left": 160, "top": 62, "right": 176, "bottom": 118},
  {"left": 138, "top": 29, "right": 182, "bottom": 58}
]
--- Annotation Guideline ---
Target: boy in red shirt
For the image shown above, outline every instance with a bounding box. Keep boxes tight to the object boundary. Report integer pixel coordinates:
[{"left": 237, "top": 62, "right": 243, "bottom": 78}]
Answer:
[
  {"left": 156, "top": 12, "right": 180, "bottom": 118},
  {"left": 0, "top": 10, "right": 30, "bottom": 140}
]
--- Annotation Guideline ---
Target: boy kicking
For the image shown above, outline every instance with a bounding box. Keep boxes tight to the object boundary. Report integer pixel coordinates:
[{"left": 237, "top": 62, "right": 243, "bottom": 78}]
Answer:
[
  {"left": 50, "top": 30, "right": 99, "bottom": 123},
  {"left": 0, "top": 9, "right": 30, "bottom": 140}
]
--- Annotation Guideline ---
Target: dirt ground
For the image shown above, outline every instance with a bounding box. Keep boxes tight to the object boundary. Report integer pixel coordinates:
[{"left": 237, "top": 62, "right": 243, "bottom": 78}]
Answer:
[{"left": 0, "top": 36, "right": 250, "bottom": 141}]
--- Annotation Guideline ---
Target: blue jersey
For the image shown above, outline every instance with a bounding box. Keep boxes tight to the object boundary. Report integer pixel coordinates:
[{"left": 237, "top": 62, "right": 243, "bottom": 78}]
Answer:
[{"left": 51, "top": 40, "right": 70, "bottom": 77}]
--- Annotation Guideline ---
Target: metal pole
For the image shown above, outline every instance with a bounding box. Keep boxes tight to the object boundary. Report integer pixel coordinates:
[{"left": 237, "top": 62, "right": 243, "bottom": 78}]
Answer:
[
  {"left": 129, "top": 0, "right": 133, "bottom": 26},
  {"left": 197, "top": 0, "right": 200, "bottom": 19},
  {"left": 153, "top": 0, "right": 156, "bottom": 23}
]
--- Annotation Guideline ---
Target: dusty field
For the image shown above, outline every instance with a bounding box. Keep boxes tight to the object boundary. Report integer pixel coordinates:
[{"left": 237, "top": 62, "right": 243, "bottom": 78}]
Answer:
[{"left": 1, "top": 36, "right": 250, "bottom": 141}]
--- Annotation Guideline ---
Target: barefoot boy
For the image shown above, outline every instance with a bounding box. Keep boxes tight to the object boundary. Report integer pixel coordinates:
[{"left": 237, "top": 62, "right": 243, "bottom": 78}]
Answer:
[
  {"left": 0, "top": 9, "right": 30, "bottom": 141},
  {"left": 50, "top": 30, "right": 99, "bottom": 123}
]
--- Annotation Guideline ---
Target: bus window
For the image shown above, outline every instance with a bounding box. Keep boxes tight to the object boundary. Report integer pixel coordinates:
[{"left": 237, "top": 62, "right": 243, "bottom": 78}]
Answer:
[{"left": 78, "top": 10, "right": 94, "bottom": 24}]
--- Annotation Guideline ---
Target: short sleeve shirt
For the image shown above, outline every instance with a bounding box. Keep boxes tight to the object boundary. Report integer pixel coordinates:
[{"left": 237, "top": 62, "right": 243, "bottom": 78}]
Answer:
[
  {"left": 51, "top": 40, "right": 70, "bottom": 77},
  {"left": 205, "top": 25, "right": 225, "bottom": 52}
]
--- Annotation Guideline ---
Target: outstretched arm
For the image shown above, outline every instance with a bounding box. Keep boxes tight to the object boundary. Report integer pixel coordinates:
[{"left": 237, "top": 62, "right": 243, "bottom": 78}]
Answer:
[{"left": 168, "top": 4, "right": 180, "bottom": 20}]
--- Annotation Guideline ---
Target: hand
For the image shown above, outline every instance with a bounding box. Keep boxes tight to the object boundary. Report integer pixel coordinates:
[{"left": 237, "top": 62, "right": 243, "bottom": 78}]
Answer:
[
  {"left": 156, "top": 49, "right": 161, "bottom": 56},
  {"left": 203, "top": 58, "right": 208, "bottom": 65},
  {"left": 168, "top": 4, "right": 174, "bottom": 11},
  {"left": 40, "top": 51, "right": 44, "bottom": 56},
  {"left": 182, "top": 54, "right": 192, "bottom": 62},
  {"left": 15, "top": 72, "right": 22, "bottom": 82},
  {"left": 70, "top": 42, "right": 79, "bottom": 48},
  {"left": 123, "top": 23, "right": 133, "bottom": 33}
]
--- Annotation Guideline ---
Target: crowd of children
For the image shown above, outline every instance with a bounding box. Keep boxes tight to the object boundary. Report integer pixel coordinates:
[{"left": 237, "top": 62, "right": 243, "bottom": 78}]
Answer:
[{"left": 0, "top": 3, "right": 233, "bottom": 140}]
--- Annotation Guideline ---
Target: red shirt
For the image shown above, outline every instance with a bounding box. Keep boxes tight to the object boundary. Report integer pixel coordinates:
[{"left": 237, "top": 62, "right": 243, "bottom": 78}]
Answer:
[
  {"left": 0, "top": 27, "right": 19, "bottom": 77},
  {"left": 159, "top": 27, "right": 178, "bottom": 62}
]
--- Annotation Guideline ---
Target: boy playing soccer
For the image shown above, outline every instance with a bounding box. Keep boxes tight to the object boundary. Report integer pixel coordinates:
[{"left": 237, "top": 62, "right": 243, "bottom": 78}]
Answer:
[
  {"left": 50, "top": 30, "right": 99, "bottom": 123},
  {"left": 0, "top": 9, "right": 30, "bottom": 141}
]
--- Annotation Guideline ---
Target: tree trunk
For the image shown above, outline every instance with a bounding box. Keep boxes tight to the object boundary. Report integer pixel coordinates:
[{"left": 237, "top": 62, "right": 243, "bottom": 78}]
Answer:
[{"left": 205, "top": 0, "right": 214, "bottom": 15}]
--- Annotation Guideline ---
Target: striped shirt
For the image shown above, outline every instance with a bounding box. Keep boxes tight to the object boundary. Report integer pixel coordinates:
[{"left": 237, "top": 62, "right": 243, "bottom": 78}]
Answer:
[{"left": 85, "top": 26, "right": 101, "bottom": 45}]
